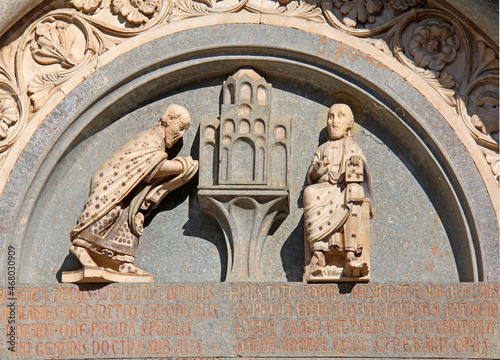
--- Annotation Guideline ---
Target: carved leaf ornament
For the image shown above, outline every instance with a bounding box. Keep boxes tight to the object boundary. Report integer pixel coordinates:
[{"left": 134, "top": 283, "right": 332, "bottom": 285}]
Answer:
[
  {"left": 484, "top": 149, "right": 499, "bottom": 183},
  {"left": 0, "top": 97, "right": 18, "bottom": 140},
  {"left": 25, "top": 15, "right": 97, "bottom": 111},
  {"left": 31, "top": 19, "right": 80, "bottom": 69},
  {"left": 473, "top": 41, "right": 499, "bottom": 79},
  {"left": 172, "top": 0, "right": 323, "bottom": 22},
  {"left": 0, "top": 0, "right": 496, "bottom": 185},
  {"left": 334, "top": 0, "right": 384, "bottom": 27},
  {"left": 69, "top": 0, "right": 103, "bottom": 14},
  {"left": 471, "top": 92, "right": 499, "bottom": 139},
  {"left": 458, "top": 74, "right": 500, "bottom": 154},
  {"left": 388, "top": 0, "right": 424, "bottom": 12},
  {"left": 28, "top": 73, "right": 66, "bottom": 112},
  {"left": 111, "top": 0, "right": 160, "bottom": 26},
  {"left": 0, "top": 66, "right": 24, "bottom": 154}
]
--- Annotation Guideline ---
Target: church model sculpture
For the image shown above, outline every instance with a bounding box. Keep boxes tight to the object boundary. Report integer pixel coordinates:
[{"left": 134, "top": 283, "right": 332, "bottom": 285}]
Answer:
[{"left": 198, "top": 69, "right": 291, "bottom": 281}]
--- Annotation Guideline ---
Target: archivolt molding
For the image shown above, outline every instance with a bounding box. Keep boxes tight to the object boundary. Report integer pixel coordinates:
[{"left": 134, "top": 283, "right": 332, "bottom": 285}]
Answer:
[{"left": 0, "top": 0, "right": 498, "bottom": 194}]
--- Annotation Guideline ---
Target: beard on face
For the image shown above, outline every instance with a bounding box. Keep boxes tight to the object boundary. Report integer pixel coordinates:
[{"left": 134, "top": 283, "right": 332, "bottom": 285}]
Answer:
[
  {"left": 328, "top": 125, "right": 347, "bottom": 140},
  {"left": 165, "top": 131, "right": 181, "bottom": 148}
]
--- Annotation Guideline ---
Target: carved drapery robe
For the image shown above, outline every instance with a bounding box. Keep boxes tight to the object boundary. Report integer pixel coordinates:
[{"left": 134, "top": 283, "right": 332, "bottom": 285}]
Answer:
[
  {"left": 303, "top": 136, "right": 373, "bottom": 253},
  {"left": 71, "top": 126, "right": 197, "bottom": 260}
]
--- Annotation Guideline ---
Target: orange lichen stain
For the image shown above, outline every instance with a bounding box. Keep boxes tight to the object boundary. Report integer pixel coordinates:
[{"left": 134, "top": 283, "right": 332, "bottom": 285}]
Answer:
[
  {"left": 332, "top": 43, "right": 345, "bottom": 62},
  {"left": 345, "top": 48, "right": 385, "bottom": 69},
  {"left": 430, "top": 215, "right": 440, "bottom": 255},
  {"left": 431, "top": 240, "right": 438, "bottom": 256},
  {"left": 319, "top": 35, "right": 327, "bottom": 45},
  {"left": 424, "top": 262, "right": 435, "bottom": 272}
]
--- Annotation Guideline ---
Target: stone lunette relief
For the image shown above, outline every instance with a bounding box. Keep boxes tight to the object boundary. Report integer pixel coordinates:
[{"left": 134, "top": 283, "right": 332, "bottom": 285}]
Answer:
[
  {"left": 62, "top": 104, "right": 199, "bottom": 283},
  {"left": 0, "top": 0, "right": 497, "bottom": 186},
  {"left": 304, "top": 104, "right": 373, "bottom": 282},
  {"left": 198, "top": 69, "right": 290, "bottom": 281}
]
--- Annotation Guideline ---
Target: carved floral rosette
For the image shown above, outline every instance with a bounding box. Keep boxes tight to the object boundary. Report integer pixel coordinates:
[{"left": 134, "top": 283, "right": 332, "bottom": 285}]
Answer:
[
  {"left": 0, "top": 0, "right": 497, "bottom": 185},
  {"left": 390, "top": 10, "right": 468, "bottom": 108}
]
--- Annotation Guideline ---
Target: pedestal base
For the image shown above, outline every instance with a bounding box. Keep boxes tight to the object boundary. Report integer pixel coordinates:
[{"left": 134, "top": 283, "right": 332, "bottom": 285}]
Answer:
[
  {"left": 61, "top": 267, "right": 154, "bottom": 283},
  {"left": 199, "top": 188, "right": 289, "bottom": 281},
  {"left": 304, "top": 264, "right": 370, "bottom": 282}
]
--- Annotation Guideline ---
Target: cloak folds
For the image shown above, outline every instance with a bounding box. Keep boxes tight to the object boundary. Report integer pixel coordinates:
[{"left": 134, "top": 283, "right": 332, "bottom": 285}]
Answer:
[
  {"left": 303, "top": 136, "right": 373, "bottom": 251},
  {"left": 70, "top": 126, "right": 198, "bottom": 258},
  {"left": 71, "top": 127, "right": 168, "bottom": 238}
]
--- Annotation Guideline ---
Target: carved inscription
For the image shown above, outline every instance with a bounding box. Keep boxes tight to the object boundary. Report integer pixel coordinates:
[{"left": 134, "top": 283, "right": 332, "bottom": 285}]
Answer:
[
  {"left": 0, "top": 285, "right": 217, "bottom": 358},
  {"left": 228, "top": 284, "right": 499, "bottom": 358},
  {"left": 0, "top": 283, "right": 498, "bottom": 358}
]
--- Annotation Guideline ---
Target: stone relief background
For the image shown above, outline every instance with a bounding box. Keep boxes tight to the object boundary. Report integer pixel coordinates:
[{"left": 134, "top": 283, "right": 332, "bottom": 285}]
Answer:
[
  {"left": 0, "top": 0, "right": 496, "bottom": 284},
  {"left": 18, "top": 74, "right": 462, "bottom": 284}
]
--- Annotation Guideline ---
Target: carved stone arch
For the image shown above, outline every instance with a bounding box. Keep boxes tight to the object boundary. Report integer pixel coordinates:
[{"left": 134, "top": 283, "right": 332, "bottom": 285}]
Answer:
[
  {"left": 231, "top": 136, "right": 256, "bottom": 182},
  {"left": 0, "top": 14, "right": 498, "bottom": 282}
]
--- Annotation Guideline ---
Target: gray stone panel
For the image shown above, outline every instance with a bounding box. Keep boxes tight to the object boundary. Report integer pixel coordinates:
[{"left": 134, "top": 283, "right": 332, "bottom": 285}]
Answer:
[{"left": 0, "top": 24, "right": 496, "bottom": 285}]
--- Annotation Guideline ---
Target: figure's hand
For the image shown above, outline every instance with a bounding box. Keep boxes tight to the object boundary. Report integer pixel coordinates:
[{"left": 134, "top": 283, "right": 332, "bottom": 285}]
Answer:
[
  {"left": 185, "top": 156, "right": 197, "bottom": 166},
  {"left": 327, "top": 171, "right": 338, "bottom": 184},
  {"left": 350, "top": 155, "right": 362, "bottom": 166},
  {"left": 312, "top": 160, "right": 329, "bottom": 177},
  {"left": 188, "top": 159, "right": 199, "bottom": 173}
]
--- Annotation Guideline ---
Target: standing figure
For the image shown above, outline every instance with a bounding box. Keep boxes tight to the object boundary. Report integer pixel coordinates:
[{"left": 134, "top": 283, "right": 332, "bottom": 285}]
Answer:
[
  {"left": 62, "top": 104, "right": 199, "bottom": 283},
  {"left": 303, "top": 104, "right": 374, "bottom": 282}
]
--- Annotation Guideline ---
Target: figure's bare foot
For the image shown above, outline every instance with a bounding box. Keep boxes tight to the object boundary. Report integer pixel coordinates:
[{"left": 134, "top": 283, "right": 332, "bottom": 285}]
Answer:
[
  {"left": 310, "top": 251, "right": 326, "bottom": 276},
  {"left": 344, "top": 257, "right": 369, "bottom": 277},
  {"left": 70, "top": 245, "right": 98, "bottom": 268},
  {"left": 118, "top": 263, "right": 151, "bottom": 276},
  {"left": 310, "top": 263, "right": 323, "bottom": 276}
]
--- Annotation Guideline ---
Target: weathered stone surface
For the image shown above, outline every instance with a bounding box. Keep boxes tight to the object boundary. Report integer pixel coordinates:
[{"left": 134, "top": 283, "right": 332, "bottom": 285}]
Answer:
[
  {"left": 18, "top": 80, "right": 461, "bottom": 284},
  {"left": 1, "top": 24, "right": 495, "bottom": 285},
  {"left": 1, "top": 283, "right": 499, "bottom": 359}
]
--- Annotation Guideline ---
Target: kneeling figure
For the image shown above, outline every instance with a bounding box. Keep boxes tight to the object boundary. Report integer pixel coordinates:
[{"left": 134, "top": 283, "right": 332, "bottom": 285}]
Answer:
[{"left": 62, "top": 104, "right": 198, "bottom": 283}]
